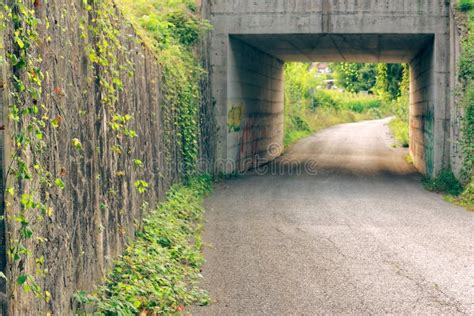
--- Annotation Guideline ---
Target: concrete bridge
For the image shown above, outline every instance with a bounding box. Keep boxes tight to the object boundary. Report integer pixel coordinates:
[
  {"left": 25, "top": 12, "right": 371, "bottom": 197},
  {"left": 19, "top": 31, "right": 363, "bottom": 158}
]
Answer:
[{"left": 205, "top": 0, "right": 459, "bottom": 176}]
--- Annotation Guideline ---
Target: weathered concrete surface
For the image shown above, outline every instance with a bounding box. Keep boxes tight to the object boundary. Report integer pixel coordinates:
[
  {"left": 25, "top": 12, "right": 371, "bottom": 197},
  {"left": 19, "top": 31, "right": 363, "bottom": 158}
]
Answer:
[
  {"left": 206, "top": 0, "right": 453, "bottom": 176},
  {"left": 193, "top": 118, "right": 474, "bottom": 315},
  {"left": 227, "top": 38, "right": 284, "bottom": 171}
]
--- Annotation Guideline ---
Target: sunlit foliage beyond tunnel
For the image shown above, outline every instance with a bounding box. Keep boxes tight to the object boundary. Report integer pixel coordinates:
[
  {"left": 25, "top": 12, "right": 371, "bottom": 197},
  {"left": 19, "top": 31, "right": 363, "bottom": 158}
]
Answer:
[{"left": 284, "top": 62, "right": 409, "bottom": 148}]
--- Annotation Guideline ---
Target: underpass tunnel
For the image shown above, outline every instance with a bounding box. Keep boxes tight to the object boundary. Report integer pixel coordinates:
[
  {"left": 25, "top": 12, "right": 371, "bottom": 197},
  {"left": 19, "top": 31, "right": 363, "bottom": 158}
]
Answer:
[{"left": 225, "top": 33, "right": 448, "bottom": 176}]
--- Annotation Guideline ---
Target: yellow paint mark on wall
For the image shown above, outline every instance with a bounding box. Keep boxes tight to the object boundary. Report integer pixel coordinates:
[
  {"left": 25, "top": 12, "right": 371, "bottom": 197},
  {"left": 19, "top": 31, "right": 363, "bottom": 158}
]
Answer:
[{"left": 228, "top": 103, "right": 243, "bottom": 132}]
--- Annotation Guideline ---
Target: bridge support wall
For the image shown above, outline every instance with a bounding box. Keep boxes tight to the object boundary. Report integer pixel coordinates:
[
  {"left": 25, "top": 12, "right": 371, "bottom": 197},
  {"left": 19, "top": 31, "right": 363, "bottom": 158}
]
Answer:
[{"left": 207, "top": 0, "right": 452, "bottom": 177}]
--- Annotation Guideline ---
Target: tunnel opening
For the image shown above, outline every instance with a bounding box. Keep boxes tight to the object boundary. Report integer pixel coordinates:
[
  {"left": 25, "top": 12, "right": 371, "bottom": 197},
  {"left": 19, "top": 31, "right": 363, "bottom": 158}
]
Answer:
[{"left": 225, "top": 33, "right": 444, "bottom": 176}]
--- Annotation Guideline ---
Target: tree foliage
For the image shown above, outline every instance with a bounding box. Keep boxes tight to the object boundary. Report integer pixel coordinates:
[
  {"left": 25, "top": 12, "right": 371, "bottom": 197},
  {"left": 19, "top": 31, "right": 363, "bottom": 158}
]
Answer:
[
  {"left": 331, "top": 62, "right": 404, "bottom": 99},
  {"left": 330, "top": 63, "right": 377, "bottom": 93}
]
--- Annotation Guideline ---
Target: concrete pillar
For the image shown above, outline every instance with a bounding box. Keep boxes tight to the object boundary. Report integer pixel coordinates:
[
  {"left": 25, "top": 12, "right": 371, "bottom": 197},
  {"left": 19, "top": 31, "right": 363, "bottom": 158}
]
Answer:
[{"left": 432, "top": 33, "right": 452, "bottom": 175}]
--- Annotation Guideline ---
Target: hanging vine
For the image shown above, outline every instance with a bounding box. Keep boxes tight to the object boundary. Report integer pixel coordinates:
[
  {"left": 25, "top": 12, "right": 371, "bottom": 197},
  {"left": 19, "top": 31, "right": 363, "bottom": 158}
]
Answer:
[
  {"left": 2, "top": 0, "right": 53, "bottom": 305},
  {"left": 84, "top": 0, "right": 152, "bottom": 200}
]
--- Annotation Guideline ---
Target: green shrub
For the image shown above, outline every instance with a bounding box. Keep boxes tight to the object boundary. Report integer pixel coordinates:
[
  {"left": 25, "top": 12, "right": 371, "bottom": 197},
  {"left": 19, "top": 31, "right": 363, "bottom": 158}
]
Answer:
[
  {"left": 458, "top": 0, "right": 474, "bottom": 12},
  {"left": 422, "top": 169, "right": 464, "bottom": 196},
  {"left": 310, "top": 90, "right": 337, "bottom": 110},
  {"left": 459, "top": 178, "right": 474, "bottom": 209}
]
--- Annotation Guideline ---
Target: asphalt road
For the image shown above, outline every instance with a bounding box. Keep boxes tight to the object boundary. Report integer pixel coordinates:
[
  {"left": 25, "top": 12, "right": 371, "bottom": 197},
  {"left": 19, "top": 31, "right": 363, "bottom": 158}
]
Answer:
[{"left": 192, "top": 118, "right": 474, "bottom": 315}]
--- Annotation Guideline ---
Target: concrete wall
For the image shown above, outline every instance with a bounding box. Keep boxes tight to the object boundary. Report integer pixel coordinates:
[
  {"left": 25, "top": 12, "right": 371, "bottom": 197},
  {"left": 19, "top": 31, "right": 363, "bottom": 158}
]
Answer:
[
  {"left": 227, "top": 38, "right": 284, "bottom": 171},
  {"left": 410, "top": 43, "right": 434, "bottom": 175},
  {"left": 207, "top": 0, "right": 452, "bottom": 176}
]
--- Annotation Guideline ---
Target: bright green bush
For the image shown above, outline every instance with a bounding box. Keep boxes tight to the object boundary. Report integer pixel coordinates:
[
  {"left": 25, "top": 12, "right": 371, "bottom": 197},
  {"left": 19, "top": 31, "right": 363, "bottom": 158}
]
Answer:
[
  {"left": 461, "top": 82, "right": 474, "bottom": 181},
  {"left": 330, "top": 63, "right": 377, "bottom": 93},
  {"left": 318, "top": 90, "right": 383, "bottom": 113},
  {"left": 310, "top": 90, "right": 337, "bottom": 110}
]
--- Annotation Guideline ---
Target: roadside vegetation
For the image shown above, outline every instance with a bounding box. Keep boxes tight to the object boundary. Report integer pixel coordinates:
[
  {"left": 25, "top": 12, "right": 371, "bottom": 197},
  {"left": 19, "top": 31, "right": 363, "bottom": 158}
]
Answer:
[
  {"left": 72, "top": 1, "right": 215, "bottom": 313},
  {"left": 386, "top": 65, "right": 410, "bottom": 147},
  {"left": 432, "top": 0, "right": 474, "bottom": 210},
  {"left": 75, "top": 175, "right": 213, "bottom": 314},
  {"left": 421, "top": 0, "right": 474, "bottom": 211}
]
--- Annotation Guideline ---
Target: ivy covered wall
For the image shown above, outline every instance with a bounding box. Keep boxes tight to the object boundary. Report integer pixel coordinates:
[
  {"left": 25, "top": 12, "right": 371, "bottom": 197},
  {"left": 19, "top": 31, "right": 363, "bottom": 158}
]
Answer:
[{"left": 0, "top": 0, "right": 212, "bottom": 314}]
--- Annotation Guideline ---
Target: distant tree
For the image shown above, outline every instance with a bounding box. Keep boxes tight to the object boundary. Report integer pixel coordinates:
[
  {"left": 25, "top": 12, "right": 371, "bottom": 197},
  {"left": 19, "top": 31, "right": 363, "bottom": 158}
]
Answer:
[
  {"left": 330, "top": 63, "right": 377, "bottom": 93},
  {"left": 332, "top": 62, "right": 405, "bottom": 99},
  {"left": 374, "top": 63, "right": 405, "bottom": 101},
  {"left": 386, "top": 64, "right": 404, "bottom": 100}
]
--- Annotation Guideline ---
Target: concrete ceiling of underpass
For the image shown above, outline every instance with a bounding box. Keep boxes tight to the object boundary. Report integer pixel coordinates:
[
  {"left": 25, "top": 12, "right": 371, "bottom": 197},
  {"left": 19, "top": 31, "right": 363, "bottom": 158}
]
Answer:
[{"left": 231, "top": 34, "right": 434, "bottom": 63}]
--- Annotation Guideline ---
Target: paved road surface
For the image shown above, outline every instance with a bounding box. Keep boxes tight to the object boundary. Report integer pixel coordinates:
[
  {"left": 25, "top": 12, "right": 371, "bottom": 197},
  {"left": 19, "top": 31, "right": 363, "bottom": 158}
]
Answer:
[{"left": 192, "top": 118, "right": 474, "bottom": 315}]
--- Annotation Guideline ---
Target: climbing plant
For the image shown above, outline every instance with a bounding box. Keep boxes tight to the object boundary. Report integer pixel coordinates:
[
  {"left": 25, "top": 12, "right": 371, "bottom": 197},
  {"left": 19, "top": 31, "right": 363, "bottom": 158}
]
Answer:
[
  {"left": 459, "top": 3, "right": 474, "bottom": 185},
  {"left": 2, "top": 0, "right": 52, "bottom": 305},
  {"left": 0, "top": 0, "right": 211, "bottom": 312},
  {"left": 116, "top": 0, "right": 211, "bottom": 179},
  {"left": 1, "top": 0, "right": 152, "bottom": 309}
]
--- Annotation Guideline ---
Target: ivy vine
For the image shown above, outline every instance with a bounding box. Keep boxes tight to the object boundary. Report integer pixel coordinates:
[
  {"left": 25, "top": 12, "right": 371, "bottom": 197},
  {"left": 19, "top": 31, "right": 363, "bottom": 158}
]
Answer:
[{"left": 2, "top": 0, "right": 52, "bottom": 305}]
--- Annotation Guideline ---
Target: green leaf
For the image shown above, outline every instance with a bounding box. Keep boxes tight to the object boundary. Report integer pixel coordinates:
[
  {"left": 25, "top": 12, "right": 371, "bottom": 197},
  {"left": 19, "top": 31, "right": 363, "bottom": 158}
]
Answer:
[
  {"left": 17, "top": 274, "right": 28, "bottom": 285},
  {"left": 71, "top": 138, "right": 82, "bottom": 150},
  {"left": 54, "top": 178, "right": 65, "bottom": 190},
  {"left": 15, "top": 37, "right": 25, "bottom": 49},
  {"left": 133, "top": 159, "right": 143, "bottom": 168},
  {"left": 20, "top": 227, "right": 33, "bottom": 239}
]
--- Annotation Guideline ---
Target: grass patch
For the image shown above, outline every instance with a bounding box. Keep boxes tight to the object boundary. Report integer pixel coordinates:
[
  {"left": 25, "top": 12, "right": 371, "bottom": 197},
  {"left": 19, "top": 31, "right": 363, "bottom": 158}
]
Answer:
[
  {"left": 422, "top": 169, "right": 464, "bottom": 196},
  {"left": 284, "top": 129, "right": 312, "bottom": 147},
  {"left": 75, "top": 175, "right": 213, "bottom": 314},
  {"left": 389, "top": 117, "right": 409, "bottom": 147},
  {"left": 313, "top": 90, "right": 383, "bottom": 114}
]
